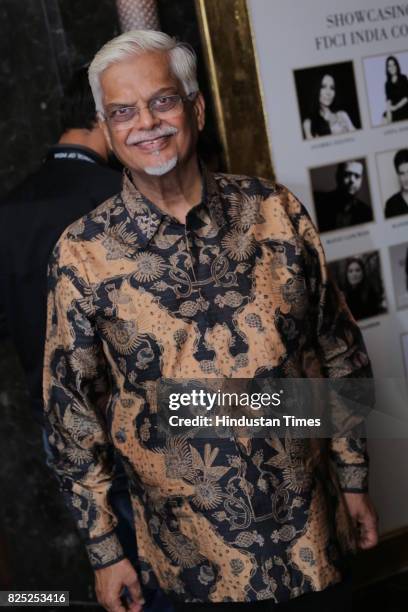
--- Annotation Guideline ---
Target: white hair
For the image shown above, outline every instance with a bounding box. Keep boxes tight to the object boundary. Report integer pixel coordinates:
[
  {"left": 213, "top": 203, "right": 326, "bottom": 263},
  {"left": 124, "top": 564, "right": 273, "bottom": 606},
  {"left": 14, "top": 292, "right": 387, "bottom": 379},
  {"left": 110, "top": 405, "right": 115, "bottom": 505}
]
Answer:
[{"left": 88, "top": 30, "right": 199, "bottom": 112}]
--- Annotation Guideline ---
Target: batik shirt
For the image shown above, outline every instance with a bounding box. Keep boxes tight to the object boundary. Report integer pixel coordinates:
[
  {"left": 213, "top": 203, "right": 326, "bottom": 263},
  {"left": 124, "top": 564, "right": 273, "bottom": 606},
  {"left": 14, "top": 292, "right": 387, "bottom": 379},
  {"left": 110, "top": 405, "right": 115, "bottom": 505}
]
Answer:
[{"left": 43, "top": 168, "right": 371, "bottom": 604}]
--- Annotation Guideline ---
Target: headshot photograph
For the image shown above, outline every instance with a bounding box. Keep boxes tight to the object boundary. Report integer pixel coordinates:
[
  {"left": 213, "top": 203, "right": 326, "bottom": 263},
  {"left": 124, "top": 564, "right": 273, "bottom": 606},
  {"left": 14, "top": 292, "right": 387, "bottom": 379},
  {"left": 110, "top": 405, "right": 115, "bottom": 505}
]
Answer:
[
  {"left": 389, "top": 241, "right": 408, "bottom": 310},
  {"left": 310, "top": 158, "right": 374, "bottom": 233},
  {"left": 294, "top": 61, "right": 362, "bottom": 140},
  {"left": 328, "top": 250, "right": 387, "bottom": 321},
  {"left": 364, "top": 50, "right": 408, "bottom": 126},
  {"left": 377, "top": 148, "right": 408, "bottom": 219}
]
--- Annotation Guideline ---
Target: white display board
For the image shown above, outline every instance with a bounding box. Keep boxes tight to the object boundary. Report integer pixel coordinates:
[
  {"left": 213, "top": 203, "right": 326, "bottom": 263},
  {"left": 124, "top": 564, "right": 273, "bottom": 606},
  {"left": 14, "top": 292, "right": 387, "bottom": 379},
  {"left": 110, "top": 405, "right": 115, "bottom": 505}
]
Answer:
[{"left": 248, "top": 0, "right": 408, "bottom": 533}]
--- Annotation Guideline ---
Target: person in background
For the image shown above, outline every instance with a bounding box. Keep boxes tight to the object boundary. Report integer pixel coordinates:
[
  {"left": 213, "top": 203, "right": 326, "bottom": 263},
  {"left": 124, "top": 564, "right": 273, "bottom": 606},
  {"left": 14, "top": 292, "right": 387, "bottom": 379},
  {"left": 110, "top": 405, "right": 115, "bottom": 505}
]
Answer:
[
  {"left": 314, "top": 160, "right": 373, "bottom": 233},
  {"left": 0, "top": 66, "right": 121, "bottom": 419},
  {"left": 303, "top": 72, "right": 355, "bottom": 139},
  {"left": 341, "top": 257, "right": 385, "bottom": 321},
  {"left": 0, "top": 66, "right": 172, "bottom": 612},
  {"left": 43, "top": 30, "right": 378, "bottom": 612},
  {"left": 384, "top": 55, "right": 408, "bottom": 124},
  {"left": 385, "top": 149, "right": 408, "bottom": 218}
]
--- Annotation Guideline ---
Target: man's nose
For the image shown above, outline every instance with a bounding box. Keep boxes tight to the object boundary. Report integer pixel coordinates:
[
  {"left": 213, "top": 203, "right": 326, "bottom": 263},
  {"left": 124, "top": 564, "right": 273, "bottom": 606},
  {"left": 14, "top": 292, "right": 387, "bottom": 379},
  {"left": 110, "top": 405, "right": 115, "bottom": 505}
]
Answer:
[{"left": 137, "top": 106, "right": 161, "bottom": 130}]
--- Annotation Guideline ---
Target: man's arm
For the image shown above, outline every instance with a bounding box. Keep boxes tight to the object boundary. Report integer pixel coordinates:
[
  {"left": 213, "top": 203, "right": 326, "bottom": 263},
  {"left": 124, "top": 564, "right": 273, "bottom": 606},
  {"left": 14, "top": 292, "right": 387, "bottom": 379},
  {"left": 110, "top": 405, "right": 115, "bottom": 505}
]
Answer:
[
  {"left": 43, "top": 238, "right": 143, "bottom": 610},
  {"left": 283, "top": 187, "right": 378, "bottom": 550}
]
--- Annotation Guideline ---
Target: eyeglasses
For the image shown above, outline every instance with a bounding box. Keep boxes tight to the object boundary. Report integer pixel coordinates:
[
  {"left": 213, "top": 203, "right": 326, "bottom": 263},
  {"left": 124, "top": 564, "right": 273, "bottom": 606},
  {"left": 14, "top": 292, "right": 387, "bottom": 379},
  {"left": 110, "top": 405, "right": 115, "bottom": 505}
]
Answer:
[{"left": 101, "top": 92, "right": 198, "bottom": 130}]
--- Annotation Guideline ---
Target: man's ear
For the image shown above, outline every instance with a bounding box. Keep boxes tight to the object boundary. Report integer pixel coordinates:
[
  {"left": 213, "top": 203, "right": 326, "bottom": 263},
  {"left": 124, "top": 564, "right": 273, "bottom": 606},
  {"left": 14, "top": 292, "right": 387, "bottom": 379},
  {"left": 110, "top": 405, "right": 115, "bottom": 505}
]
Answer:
[{"left": 194, "top": 91, "right": 206, "bottom": 132}]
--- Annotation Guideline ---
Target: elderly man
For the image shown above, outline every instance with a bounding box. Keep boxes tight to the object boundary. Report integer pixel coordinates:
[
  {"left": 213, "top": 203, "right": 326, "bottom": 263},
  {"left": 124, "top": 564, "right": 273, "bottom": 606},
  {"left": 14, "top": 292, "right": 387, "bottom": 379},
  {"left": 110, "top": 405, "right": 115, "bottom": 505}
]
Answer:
[{"left": 43, "top": 30, "right": 378, "bottom": 612}]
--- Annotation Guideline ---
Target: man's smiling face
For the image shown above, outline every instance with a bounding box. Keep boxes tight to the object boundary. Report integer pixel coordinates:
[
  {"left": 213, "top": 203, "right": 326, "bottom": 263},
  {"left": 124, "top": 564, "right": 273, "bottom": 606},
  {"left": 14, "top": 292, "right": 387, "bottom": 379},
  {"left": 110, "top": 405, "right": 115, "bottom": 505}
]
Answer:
[{"left": 99, "top": 50, "right": 205, "bottom": 178}]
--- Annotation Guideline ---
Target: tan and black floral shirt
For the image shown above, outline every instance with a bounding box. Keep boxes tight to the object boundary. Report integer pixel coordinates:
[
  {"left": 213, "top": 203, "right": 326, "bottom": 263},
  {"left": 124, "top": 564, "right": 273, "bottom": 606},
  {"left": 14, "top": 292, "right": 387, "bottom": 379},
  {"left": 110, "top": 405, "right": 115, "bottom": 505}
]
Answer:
[{"left": 43, "top": 167, "right": 371, "bottom": 604}]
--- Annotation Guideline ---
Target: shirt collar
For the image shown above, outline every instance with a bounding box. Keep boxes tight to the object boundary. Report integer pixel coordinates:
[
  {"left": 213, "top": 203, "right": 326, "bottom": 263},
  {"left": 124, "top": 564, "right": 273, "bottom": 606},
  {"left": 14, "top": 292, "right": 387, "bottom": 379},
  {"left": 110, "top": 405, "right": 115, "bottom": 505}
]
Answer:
[
  {"left": 120, "top": 164, "right": 226, "bottom": 248},
  {"left": 46, "top": 144, "right": 107, "bottom": 166}
]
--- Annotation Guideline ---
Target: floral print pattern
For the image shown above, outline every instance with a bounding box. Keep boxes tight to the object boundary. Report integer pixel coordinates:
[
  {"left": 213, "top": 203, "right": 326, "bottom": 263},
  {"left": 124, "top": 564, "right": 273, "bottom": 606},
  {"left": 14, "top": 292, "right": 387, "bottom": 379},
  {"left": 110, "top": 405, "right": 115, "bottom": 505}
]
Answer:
[{"left": 43, "top": 167, "right": 372, "bottom": 604}]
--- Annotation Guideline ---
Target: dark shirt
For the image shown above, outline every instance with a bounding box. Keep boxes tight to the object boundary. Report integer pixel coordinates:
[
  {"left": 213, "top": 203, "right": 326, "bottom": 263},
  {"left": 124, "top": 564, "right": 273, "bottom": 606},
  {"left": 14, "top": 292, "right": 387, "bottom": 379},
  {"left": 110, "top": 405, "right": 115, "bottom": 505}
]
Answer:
[
  {"left": 0, "top": 145, "right": 121, "bottom": 419},
  {"left": 314, "top": 189, "right": 373, "bottom": 233},
  {"left": 386, "top": 75, "right": 408, "bottom": 122},
  {"left": 343, "top": 286, "right": 384, "bottom": 321},
  {"left": 385, "top": 191, "right": 408, "bottom": 218},
  {"left": 43, "top": 168, "right": 372, "bottom": 603}
]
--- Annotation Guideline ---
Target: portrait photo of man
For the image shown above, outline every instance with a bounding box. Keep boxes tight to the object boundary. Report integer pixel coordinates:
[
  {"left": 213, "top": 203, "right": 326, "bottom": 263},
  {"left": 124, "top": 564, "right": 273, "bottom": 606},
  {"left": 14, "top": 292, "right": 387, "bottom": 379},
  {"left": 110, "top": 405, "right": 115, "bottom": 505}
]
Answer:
[
  {"left": 312, "top": 159, "right": 374, "bottom": 234},
  {"left": 384, "top": 149, "right": 408, "bottom": 219}
]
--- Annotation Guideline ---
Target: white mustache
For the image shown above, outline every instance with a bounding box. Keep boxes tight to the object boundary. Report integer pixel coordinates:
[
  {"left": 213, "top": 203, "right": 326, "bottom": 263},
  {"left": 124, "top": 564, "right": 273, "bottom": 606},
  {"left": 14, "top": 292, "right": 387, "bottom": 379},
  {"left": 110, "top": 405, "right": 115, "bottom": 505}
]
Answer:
[{"left": 126, "top": 126, "right": 179, "bottom": 146}]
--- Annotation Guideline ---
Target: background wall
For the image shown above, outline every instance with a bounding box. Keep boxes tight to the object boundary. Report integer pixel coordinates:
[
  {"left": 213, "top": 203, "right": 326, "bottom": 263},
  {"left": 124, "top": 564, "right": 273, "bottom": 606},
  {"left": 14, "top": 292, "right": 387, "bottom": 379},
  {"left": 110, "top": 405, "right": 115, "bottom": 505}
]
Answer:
[
  {"left": 0, "top": 0, "right": 120, "bottom": 198},
  {"left": 0, "top": 0, "right": 120, "bottom": 600},
  {"left": 247, "top": 0, "right": 408, "bottom": 536}
]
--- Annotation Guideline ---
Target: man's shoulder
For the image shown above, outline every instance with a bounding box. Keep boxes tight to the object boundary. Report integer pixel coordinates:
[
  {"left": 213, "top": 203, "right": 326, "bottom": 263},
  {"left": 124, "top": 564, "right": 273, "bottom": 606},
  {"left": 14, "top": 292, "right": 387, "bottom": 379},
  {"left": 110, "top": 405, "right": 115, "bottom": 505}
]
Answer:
[
  {"left": 385, "top": 191, "right": 406, "bottom": 217},
  {"left": 211, "top": 171, "right": 310, "bottom": 224},
  {"left": 385, "top": 191, "right": 402, "bottom": 206},
  {"left": 212, "top": 172, "right": 302, "bottom": 210},
  {"left": 354, "top": 195, "right": 369, "bottom": 206},
  {"left": 315, "top": 189, "right": 347, "bottom": 211},
  {"left": 212, "top": 171, "right": 278, "bottom": 197},
  {"left": 81, "top": 162, "right": 122, "bottom": 194},
  {"left": 54, "top": 192, "right": 124, "bottom": 253}
]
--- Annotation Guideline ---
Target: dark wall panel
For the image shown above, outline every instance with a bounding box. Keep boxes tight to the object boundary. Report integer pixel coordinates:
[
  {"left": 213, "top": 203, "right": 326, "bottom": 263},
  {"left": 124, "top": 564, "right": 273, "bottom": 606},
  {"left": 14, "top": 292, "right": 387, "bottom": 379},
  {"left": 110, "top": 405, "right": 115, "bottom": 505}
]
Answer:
[{"left": 0, "top": 0, "right": 119, "bottom": 199}]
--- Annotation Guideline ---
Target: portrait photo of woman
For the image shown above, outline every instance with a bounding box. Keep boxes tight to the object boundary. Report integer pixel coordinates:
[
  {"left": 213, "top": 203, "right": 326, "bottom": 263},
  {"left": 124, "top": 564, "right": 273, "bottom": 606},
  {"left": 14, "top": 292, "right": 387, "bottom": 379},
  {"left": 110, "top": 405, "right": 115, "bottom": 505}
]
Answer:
[
  {"left": 329, "top": 252, "right": 387, "bottom": 321},
  {"left": 384, "top": 55, "right": 408, "bottom": 123},
  {"left": 294, "top": 61, "right": 361, "bottom": 141},
  {"left": 303, "top": 73, "right": 355, "bottom": 139},
  {"left": 364, "top": 50, "right": 408, "bottom": 127}
]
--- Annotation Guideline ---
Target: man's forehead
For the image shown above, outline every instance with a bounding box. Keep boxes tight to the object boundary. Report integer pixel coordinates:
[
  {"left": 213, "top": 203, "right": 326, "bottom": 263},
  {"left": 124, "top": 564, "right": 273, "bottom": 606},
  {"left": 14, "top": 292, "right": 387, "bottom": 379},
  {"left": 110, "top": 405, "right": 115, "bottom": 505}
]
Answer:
[
  {"left": 344, "top": 162, "right": 363, "bottom": 175},
  {"left": 100, "top": 51, "right": 179, "bottom": 102}
]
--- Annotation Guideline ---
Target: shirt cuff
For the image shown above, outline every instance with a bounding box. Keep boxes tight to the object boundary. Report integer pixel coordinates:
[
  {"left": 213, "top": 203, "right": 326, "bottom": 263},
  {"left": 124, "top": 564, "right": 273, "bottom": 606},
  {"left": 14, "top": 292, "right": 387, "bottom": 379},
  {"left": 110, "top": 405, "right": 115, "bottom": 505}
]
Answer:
[
  {"left": 335, "top": 463, "right": 369, "bottom": 493},
  {"left": 86, "top": 530, "right": 125, "bottom": 570}
]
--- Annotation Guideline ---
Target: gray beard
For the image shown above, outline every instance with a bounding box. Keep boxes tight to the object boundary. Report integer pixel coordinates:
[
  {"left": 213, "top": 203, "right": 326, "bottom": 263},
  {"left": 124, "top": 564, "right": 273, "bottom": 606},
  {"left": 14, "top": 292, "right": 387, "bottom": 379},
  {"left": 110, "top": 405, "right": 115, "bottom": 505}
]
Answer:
[{"left": 144, "top": 155, "right": 178, "bottom": 176}]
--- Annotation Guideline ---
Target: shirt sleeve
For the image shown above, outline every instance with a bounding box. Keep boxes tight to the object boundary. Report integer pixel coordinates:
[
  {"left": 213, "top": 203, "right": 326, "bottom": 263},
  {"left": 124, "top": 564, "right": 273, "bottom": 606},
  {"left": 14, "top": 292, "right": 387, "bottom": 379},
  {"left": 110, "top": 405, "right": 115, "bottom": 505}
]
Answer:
[
  {"left": 283, "top": 186, "right": 372, "bottom": 493},
  {"left": 43, "top": 237, "right": 125, "bottom": 569}
]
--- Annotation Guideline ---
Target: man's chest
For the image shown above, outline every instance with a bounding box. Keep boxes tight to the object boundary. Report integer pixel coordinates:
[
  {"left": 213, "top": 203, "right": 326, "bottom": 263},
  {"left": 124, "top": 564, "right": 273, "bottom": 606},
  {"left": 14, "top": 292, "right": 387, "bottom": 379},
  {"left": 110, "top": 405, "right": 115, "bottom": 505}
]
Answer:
[{"left": 86, "top": 226, "right": 315, "bottom": 379}]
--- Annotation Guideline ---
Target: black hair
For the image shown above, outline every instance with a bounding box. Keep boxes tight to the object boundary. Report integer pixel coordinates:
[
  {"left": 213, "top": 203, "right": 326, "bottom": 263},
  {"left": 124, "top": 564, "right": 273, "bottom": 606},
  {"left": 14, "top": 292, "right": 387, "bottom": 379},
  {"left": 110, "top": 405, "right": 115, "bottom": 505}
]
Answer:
[
  {"left": 344, "top": 257, "right": 370, "bottom": 305},
  {"left": 385, "top": 55, "right": 402, "bottom": 82},
  {"left": 393, "top": 148, "right": 408, "bottom": 172},
  {"left": 308, "top": 72, "right": 338, "bottom": 137},
  {"left": 60, "top": 66, "right": 97, "bottom": 132},
  {"left": 344, "top": 257, "right": 366, "bottom": 287}
]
